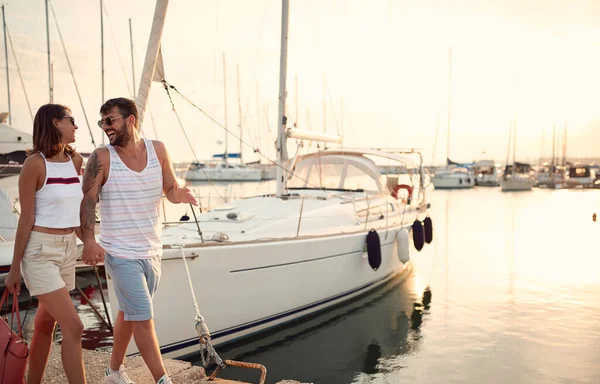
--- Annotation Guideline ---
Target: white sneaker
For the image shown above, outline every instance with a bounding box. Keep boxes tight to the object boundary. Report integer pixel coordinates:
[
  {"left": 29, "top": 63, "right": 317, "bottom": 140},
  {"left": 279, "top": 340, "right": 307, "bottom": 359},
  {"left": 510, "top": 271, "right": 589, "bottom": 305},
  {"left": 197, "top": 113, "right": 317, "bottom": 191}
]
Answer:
[
  {"left": 156, "top": 374, "right": 173, "bottom": 384},
  {"left": 104, "top": 365, "right": 135, "bottom": 384}
]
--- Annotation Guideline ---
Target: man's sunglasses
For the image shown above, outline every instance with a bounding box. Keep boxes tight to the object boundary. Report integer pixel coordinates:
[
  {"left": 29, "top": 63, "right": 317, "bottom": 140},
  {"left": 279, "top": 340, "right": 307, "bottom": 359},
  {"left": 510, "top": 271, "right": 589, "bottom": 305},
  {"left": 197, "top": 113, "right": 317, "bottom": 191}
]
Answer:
[
  {"left": 60, "top": 116, "right": 75, "bottom": 125},
  {"left": 97, "top": 115, "right": 129, "bottom": 128}
]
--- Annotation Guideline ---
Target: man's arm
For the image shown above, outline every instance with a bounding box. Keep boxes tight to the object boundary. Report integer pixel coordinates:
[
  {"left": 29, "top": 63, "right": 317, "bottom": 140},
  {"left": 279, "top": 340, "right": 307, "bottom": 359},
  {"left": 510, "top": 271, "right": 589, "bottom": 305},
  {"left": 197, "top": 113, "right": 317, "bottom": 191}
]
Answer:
[
  {"left": 80, "top": 149, "right": 108, "bottom": 264},
  {"left": 154, "top": 140, "right": 197, "bottom": 206}
]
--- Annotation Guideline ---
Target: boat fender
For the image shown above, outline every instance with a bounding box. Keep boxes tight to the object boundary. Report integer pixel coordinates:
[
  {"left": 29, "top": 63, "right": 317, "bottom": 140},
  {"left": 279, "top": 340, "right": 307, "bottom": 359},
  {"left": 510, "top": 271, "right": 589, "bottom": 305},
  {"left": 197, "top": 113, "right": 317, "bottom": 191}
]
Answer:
[
  {"left": 423, "top": 217, "right": 433, "bottom": 244},
  {"left": 412, "top": 220, "right": 424, "bottom": 251},
  {"left": 366, "top": 229, "right": 382, "bottom": 271},
  {"left": 396, "top": 228, "right": 410, "bottom": 263}
]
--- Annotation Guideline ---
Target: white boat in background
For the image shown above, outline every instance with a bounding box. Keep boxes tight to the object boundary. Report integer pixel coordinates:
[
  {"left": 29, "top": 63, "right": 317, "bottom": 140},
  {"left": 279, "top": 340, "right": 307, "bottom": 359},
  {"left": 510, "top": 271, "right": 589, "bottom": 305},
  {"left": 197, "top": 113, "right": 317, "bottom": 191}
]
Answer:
[
  {"left": 184, "top": 153, "right": 263, "bottom": 182},
  {"left": 500, "top": 110, "right": 533, "bottom": 191},
  {"left": 112, "top": 0, "right": 433, "bottom": 359},
  {"left": 0, "top": 113, "right": 31, "bottom": 179},
  {"left": 566, "top": 165, "right": 595, "bottom": 188},
  {"left": 536, "top": 164, "right": 566, "bottom": 189},
  {"left": 432, "top": 166, "right": 475, "bottom": 189},
  {"left": 474, "top": 160, "right": 499, "bottom": 186},
  {"left": 500, "top": 163, "right": 536, "bottom": 191},
  {"left": 430, "top": 48, "right": 475, "bottom": 190}
]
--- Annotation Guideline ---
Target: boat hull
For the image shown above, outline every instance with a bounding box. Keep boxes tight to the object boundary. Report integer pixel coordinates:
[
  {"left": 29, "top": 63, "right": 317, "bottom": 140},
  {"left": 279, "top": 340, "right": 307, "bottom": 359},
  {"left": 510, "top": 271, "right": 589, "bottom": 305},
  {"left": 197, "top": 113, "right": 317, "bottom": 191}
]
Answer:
[
  {"left": 432, "top": 175, "right": 475, "bottom": 189},
  {"left": 500, "top": 177, "right": 535, "bottom": 191},
  {"left": 184, "top": 167, "right": 262, "bottom": 181},
  {"left": 109, "top": 225, "right": 413, "bottom": 358}
]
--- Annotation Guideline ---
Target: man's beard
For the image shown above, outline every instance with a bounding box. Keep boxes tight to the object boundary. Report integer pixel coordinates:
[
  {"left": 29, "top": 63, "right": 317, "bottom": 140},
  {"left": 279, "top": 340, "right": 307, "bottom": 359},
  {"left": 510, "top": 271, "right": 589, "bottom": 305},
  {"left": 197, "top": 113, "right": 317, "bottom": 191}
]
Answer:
[{"left": 110, "top": 122, "right": 131, "bottom": 147}]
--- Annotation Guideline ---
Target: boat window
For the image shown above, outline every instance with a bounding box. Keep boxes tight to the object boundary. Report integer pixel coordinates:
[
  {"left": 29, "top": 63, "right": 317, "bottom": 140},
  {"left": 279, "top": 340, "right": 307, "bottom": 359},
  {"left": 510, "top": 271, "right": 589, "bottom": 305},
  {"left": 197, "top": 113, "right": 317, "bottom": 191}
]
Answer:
[
  {"left": 288, "top": 155, "right": 381, "bottom": 193},
  {"left": 569, "top": 167, "right": 590, "bottom": 178}
]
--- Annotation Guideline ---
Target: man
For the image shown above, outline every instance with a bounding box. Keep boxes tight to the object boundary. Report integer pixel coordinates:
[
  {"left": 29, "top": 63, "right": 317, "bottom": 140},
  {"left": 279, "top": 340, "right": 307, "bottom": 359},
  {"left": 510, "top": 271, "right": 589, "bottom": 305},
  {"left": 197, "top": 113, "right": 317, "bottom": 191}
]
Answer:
[{"left": 81, "top": 97, "right": 197, "bottom": 384}]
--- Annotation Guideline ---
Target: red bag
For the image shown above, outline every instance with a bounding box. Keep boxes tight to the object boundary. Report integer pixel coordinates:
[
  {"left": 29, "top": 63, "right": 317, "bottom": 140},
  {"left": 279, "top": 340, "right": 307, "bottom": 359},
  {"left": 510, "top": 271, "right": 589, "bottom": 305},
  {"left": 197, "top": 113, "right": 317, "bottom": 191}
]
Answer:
[{"left": 0, "top": 290, "right": 28, "bottom": 384}]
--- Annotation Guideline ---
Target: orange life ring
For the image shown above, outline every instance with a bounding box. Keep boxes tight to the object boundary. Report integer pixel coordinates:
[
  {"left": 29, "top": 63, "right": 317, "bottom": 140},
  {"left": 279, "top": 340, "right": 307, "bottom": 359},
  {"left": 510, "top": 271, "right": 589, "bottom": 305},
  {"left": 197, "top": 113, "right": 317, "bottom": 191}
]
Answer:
[{"left": 392, "top": 184, "right": 413, "bottom": 202}]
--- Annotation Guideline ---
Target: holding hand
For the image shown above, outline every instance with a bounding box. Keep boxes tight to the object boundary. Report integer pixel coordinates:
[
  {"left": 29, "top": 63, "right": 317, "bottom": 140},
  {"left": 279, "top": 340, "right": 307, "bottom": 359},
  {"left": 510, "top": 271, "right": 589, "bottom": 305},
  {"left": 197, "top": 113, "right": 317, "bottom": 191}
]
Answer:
[
  {"left": 82, "top": 241, "right": 105, "bottom": 266},
  {"left": 4, "top": 268, "right": 21, "bottom": 295}
]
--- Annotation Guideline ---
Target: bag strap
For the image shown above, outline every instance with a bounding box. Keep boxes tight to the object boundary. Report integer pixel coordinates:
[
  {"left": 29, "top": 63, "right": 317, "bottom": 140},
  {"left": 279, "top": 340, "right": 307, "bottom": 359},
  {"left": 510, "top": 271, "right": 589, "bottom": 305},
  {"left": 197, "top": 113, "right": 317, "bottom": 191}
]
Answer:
[
  {"left": 0, "top": 290, "right": 23, "bottom": 337},
  {"left": 12, "top": 292, "right": 23, "bottom": 337},
  {"left": 0, "top": 289, "right": 7, "bottom": 310}
]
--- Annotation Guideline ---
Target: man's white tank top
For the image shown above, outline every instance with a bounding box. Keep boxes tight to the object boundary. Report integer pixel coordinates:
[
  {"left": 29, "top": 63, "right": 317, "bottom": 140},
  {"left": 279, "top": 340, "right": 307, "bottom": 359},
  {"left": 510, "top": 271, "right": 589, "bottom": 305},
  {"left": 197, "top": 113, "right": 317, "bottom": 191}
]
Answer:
[
  {"left": 99, "top": 138, "right": 163, "bottom": 259},
  {"left": 34, "top": 152, "right": 83, "bottom": 228}
]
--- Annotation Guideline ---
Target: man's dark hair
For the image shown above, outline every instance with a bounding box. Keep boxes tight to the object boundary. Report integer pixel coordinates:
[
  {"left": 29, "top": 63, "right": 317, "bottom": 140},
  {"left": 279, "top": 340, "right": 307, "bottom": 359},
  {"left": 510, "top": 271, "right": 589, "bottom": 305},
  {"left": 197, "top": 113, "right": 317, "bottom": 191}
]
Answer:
[{"left": 100, "top": 97, "right": 139, "bottom": 128}]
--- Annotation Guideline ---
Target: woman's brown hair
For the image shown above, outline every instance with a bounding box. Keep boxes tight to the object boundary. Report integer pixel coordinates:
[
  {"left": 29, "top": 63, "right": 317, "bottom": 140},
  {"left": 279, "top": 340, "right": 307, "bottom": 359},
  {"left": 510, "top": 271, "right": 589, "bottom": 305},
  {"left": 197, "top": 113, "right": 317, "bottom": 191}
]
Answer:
[{"left": 28, "top": 104, "right": 75, "bottom": 158}]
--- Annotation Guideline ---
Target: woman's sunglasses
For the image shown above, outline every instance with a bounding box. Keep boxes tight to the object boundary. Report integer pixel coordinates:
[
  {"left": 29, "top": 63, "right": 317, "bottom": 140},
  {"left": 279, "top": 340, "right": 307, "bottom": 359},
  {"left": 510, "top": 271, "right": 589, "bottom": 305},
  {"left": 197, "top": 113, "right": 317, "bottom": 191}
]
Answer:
[
  {"left": 60, "top": 116, "right": 75, "bottom": 125},
  {"left": 97, "top": 115, "right": 129, "bottom": 128}
]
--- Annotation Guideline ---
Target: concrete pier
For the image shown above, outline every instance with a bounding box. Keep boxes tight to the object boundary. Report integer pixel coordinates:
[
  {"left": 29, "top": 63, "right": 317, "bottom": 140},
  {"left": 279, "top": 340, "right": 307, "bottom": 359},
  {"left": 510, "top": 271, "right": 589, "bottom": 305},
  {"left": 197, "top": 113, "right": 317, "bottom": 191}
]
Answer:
[{"left": 39, "top": 344, "right": 305, "bottom": 384}]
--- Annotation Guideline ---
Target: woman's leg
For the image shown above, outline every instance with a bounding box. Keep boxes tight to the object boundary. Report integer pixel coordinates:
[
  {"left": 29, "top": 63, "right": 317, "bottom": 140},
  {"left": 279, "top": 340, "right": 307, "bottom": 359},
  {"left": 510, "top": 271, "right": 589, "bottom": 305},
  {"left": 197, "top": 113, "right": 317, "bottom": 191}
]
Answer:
[
  {"left": 35, "top": 287, "right": 86, "bottom": 384},
  {"left": 27, "top": 303, "right": 57, "bottom": 384}
]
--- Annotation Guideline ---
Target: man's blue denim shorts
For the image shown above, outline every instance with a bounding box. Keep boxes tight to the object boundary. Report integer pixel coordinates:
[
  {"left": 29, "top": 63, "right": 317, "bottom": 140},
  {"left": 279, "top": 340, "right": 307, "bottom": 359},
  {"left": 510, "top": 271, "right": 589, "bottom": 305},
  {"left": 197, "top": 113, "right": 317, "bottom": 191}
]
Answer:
[{"left": 104, "top": 253, "right": 162, "bottom": 321}]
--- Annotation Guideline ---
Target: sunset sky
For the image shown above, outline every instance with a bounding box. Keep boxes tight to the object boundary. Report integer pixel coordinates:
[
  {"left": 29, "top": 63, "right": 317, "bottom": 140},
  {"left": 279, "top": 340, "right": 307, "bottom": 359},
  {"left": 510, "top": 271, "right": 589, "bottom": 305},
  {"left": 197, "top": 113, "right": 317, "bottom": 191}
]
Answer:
[{"left": 3, "top": 0, "right": 600, "bottom": 164}]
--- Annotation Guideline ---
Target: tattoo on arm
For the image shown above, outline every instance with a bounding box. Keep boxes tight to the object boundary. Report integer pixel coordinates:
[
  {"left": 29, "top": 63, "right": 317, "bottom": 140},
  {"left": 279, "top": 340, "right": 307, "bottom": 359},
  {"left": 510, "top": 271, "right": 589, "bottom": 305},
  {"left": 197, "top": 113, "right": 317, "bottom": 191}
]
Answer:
[
  {"left": 81, "top": 151, "right": 103, "bottom": 232},
  {"left": 82, "top": 152, "right": 102, "bottom": 195},
  {"left": 81, "top": 197, "right": 97, "bottom": 231}
]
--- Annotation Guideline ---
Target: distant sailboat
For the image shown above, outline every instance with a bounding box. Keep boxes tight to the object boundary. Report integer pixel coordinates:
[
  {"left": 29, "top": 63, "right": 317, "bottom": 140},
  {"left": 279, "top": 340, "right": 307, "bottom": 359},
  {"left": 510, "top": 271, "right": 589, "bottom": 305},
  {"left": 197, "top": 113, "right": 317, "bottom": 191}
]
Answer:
[
  {"left": 499, "top": 118, "right": 535, "bottom": 191},
  {"left": 184, "top": 55, "right": 262, "bottom": 182},
  {"left": 431, "top": 47, "right": 475, "bottom": 189}
]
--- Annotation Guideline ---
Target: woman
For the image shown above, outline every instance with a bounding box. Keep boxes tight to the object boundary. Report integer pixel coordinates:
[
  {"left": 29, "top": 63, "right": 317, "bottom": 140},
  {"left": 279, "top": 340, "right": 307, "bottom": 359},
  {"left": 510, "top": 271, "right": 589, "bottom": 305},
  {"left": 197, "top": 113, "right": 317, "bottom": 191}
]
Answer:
[{"left": 4, "top": 104, "right": 87, "bottom": 384}]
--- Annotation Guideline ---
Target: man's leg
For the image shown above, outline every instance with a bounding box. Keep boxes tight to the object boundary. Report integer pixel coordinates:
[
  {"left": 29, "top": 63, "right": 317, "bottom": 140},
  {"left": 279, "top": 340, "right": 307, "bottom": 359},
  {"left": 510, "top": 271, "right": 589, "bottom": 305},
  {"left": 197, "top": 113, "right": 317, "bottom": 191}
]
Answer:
[
  {"left": 105, "top": 254, "right": 167, "bottom": 382},
  {"left": 109, "top": 311, "right": 133, "bottom": 371},
  {"left": 132, "top": 319, "right": 166, "bottom": 382}
]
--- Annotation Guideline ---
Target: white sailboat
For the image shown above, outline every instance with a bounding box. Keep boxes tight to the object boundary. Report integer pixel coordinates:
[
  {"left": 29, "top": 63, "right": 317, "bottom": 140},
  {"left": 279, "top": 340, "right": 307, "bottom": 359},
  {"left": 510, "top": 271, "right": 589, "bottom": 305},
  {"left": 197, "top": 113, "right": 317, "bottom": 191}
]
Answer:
[
  {"left": 500, "top": 119, "right": 535, "bottom": 191},
  {"left": 431, "top": 47, "right": 475, "bottom": 190},
  {"left": 184, "top": 56, "right": 262, "bottom": 182},
  {"left": 474, "top": 159, "right": 499, "bottom": 186},
  {"left": 110, "top": 0, "right": 432, "bottom": 358}
]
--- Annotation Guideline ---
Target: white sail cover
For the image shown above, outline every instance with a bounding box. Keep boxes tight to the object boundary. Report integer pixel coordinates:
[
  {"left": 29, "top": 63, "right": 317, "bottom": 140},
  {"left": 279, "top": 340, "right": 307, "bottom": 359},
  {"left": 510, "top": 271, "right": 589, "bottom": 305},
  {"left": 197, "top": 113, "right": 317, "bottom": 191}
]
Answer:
[{"left": 136, "top": 0, "right": 169, "bottom": 128}]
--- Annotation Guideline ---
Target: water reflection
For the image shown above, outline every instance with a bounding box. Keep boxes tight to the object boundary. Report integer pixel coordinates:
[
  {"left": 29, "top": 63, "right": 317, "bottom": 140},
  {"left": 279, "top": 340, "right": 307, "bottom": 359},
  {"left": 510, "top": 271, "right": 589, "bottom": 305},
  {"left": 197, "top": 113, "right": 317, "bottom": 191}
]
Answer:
[{"left": 193, "top": 271, "right": 432, "bottom": 384}]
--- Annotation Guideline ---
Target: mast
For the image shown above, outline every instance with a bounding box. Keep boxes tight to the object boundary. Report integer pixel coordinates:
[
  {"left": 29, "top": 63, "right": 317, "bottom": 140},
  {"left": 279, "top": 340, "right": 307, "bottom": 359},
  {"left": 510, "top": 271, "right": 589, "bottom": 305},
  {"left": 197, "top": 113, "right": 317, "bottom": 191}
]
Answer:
[
  {"left": 222, "top": 53, "right": 228, "bottom": 166},
  {"left": 551, "top": 121, "right": 556, "bottom": 183},
  {"left": 275, "top": 0, "right": 290, "bottom": 197},
  {"left": 504, "top": 119, "right": 512, "bottom": 176},
  {"left": 2, "top": 5, "right": 10, "bottom": 124},
  {"left": 256, "top": 80, "right": 261, "bottom": 162},
  {"left": 136, "top": 0, "right": 169, "bottom": 128},
  {"left": 562, "top": 121, "right": 567, "bottom": 167},
  {"left": 512, "top": 118, "right": 517, "bottom": 175},
  {"left": 236, "top": 63, "right": 243, "bottom": 164},
  {"left": 340, "top": 96, "right": 344, "bottom": 140},
  {"left": 295, "top": 74, "right": 299, "bottom": 126},
  {"left": 100, "top": 0, "right": 105, "bottom": 144},
  {"left": 446, "top": 47, "right": 452, "bottom": 164},
  {"left": 45, "top": 0, "right": 53, "bottom": 102},
  {"left": 322, "top": 73, "right": 326, "bottom": 134},
  {"left": 129, "top": 18, "right": 136, "bottom": 99}
]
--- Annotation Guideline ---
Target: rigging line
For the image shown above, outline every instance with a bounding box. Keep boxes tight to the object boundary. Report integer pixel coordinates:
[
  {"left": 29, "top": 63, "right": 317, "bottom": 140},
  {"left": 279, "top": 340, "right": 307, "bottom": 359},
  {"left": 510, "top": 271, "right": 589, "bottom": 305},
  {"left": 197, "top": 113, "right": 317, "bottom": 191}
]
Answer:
[
  {"left": 14, "top": 0, "right": 40, "bottom": 68},
  {"left": 48, "top": 0, "right": 96, "bottom": 148},
  {"left": 245, "top": 0, "right": 269, "bottom": 115},
  {"left": 430, "top": 108, "right": 442, "bottom": 167},
  {"left": 163, "top": 80, "right": 360, "bottom": 199},
  {"left": 5, "top": 24, "right": 33, "bottom": 121},
  {"left": 101, "top": 0, "right": 133, "bottom": 98},
  {"left": 161, "top": 81, "right": 224, "bottom": 200}
]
